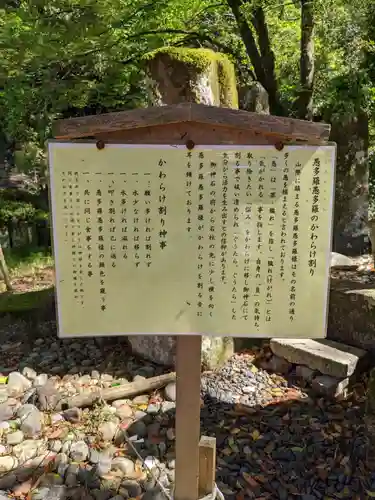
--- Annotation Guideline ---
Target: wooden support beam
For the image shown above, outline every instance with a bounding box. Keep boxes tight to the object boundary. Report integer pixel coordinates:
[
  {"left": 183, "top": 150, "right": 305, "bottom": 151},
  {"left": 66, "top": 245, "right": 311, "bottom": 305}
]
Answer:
[
  {"left": 175, "top": 335, "right": 202, "bottom": 500},
  {"left": 199, "top": 436, "right": 216, "bottom": 497}
]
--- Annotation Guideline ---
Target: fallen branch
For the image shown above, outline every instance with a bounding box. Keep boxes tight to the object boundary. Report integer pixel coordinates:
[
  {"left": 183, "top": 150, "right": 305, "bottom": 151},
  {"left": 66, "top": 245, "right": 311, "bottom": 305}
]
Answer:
[{"left": 62, "top": 372, "right": 176, "bottom": 409}]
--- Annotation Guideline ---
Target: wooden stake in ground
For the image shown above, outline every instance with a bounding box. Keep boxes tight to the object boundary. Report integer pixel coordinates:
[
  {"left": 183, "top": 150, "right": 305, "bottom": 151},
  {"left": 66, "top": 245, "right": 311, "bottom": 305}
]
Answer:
[
  {"left": 0, "top": 244, "right": 12, "bottom": 291},
  {"left": 175, "top": 335, "right": 202, "bottom": 500}
]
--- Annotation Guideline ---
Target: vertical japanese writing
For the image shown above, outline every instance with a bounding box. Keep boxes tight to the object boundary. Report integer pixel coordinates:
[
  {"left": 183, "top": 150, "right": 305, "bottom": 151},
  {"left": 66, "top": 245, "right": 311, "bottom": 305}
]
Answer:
[
  {"left": 221, "top": 152, "right": 229, "bottom": 285},
  {"left": 96, "top": 186, "right": 106, "bottom": 312},
  {"left": 74, "top": 171, "right": 84, "bottom": 306},
  {"left": 254, "top": 158, "right": 265, "bottom": 330},
  {"left": 83, "top": 176, "right": 93, "bottom": 281},
  {"left": 266, "top": 205, "right": 276, "bottom": 322},
  {"left": 158, "top": 159, "right": 168, "bottom": 251},
  {"left": 242, "top": 153, "right": 253, "bottom": 322},
  {"left": 144, "top": 174, "right": 152, "bottom": 268},
  {"left": 120, "top": 175, "right": 128, "bottom": 260},
  {"left": 107, "top": 177, "right": 117, "bottom": 270},
  {"left": 208, "top": 160, "right": 217, "bottom": 317},
  {"left": 257, "top": 159, "right": 265, "bottom": 251},
  {"left": 265, "top": 157, "right": 277, "bottom": 322},
  {"left": 61, "top": 171, "right": 69, "bottom": 241},
  {"left": 185, "top": 152, "right": 193, "bottom": 234},
  {"left": 309, "top": 158, "right": 321, "bottom": 276},
  {"left": 289, "top": 162, "right": 301, "bottom": 322},
  {"left": 70, "top": 171, "right": 80, "bottom": 303},
  {"left": 280, "top": 154, "right": 289, "bottom": 279},
  {"left": 132, "top": 177, "right": 141, "bottom": 268},
  {"left": 196, "top": 151, "right": 205, "bottom": 317},
  {"left": 231, "top": 152, "right": 241, "bottom": 321}
]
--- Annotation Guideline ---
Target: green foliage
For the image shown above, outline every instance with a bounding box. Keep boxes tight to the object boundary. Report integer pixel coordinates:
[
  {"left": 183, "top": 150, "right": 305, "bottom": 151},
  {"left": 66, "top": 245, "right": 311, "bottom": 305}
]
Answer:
[
  {"left": 0, "top": 198, "right": 48, "bottom": 226},
  {"left": 0, "top": 0, "right": 374, "bottom": 177},
  {"left": 4, "top": 246, "right": 52, "bottom": 275}
]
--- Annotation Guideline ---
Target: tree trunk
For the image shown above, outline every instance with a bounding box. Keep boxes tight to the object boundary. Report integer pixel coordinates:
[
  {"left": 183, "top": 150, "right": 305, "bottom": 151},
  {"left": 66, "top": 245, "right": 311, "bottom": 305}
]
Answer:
[
  {"left": 0, "top": 244, "right": 12, "bottom": 292},
  {"left": 298, "top": 0, "right": 315, "bottom": 120},
  {"left": 226, "top": 0, "right": 284, "bottom": 115}
]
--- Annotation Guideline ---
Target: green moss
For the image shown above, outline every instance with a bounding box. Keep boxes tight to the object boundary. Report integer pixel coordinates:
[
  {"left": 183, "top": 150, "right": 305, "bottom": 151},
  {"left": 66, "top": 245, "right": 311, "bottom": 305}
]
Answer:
[
  {"left": 216, "top": 54, "right": 238, "bottom": 108},
  {"left": 0, "top": 287, "right": 53, "bottom": 313},
  {"left": 143, "top": 47, "right": 218, "bottom": 72},
  {"left": 144, "top": 47, "right": 238, "bottom": 108}
]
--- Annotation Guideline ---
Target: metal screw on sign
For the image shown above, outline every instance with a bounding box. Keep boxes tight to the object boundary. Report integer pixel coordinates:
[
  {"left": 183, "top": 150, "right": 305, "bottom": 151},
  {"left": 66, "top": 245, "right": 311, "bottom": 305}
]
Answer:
[
  {"left": 186, "top": 139, "right": 195, "bottom": 150},
  {"left": 96, "top": 140, "right": 105, "bottom": 150},
  {"left": 274, "top": 141, "right": 284, "bottom": 151}
]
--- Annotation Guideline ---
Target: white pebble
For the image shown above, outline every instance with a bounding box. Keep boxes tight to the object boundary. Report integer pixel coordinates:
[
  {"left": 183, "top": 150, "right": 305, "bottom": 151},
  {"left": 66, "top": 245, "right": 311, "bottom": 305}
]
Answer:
[
  {"left": 164, "top": 382, "right": 176, "bottom": 402},
  {"left": 99, "top": 421, "right": 119, "bottom": 441},
  {"left": 6, "top": 430, "right": 24, "bottom": 445},
  {"left": 0, "top": 455, "right": 18, "bottom": 472},
  {"left": 69, "top": 440, "right": 89, "bottom": 461},
  {"left": 144, "top": 455, "right": 159, "bottom": 470},
  {"left": 7, "top": 372, "right": 32, "bottom": 397},
  {"left": 111, "top": 456, "right": 135, "bottom": 476}
]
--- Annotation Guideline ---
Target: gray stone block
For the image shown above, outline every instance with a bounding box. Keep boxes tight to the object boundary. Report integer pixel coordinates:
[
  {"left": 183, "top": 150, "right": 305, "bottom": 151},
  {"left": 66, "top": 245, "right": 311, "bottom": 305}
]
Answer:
[
  {"left": 270, "top": 338, "right": 366, "bottom": 378},
  {"left": 295, "top": 365, "right": 315, "bottom": 382},
  {"left": 311, "top": 375, "right": 349, "bottom": 398}
]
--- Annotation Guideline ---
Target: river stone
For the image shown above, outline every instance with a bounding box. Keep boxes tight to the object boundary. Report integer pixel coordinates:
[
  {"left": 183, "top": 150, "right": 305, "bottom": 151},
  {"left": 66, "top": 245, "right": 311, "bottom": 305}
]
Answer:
[
  {"left": 7, "top": 372, "right": 32, "bottom": 397},
  {"left": 13, "top": 439, "right": 46, "bottom": 462},
  {"left": 330, "top": 252, "right": 356, "bottom": 268},
  {"left": 111, "top": 457, "right": 135, "bottom": 476},
  {"left": 0, "top": 403, "right": 14, "bottom": 421},
  {"left": 6, "top": 430, "right": 24, "bottom": 445},
  {"left": 128, "top": 335, "right": 233, "bottom": 370},
  {"left": 0, "top": 456, "right": 18, "bottom": 472},
  {"left": 17, "top": 404, "right": 42, "bottom": 437},
  {"left": 70, "top": 441, "right": 89, "bottom": 461},
  {"left": 164, "top": 383, "right": 176, "bottom": 402}
]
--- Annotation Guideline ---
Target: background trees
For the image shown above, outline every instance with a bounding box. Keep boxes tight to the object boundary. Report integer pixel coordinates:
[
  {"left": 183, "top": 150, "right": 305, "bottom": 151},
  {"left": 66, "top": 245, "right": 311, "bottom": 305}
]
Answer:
[{"left": 0, "top": 0, "right": 374, "bottom": 251}]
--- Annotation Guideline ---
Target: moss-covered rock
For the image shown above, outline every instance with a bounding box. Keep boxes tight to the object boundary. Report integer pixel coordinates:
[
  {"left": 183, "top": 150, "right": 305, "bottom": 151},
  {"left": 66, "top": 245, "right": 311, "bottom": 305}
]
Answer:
[{"left": 144, "top": 47, "right": 238, "bottom": 108}]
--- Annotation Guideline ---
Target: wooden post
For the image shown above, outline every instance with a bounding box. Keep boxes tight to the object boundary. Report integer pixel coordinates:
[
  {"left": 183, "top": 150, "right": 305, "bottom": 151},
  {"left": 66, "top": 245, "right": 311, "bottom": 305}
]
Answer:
[
  {"left": 0, "top": 244, "right": 12, "bottom": 291},
  {"left": 175, "top": 335, "right": 202, "bottom": 500},
  {"left": 199, "top": 436, "right": 216, "bottom": 497}
]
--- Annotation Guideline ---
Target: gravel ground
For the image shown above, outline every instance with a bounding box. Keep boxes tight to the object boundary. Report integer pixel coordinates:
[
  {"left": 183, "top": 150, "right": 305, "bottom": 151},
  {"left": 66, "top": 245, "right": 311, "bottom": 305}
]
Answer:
[{"left": 0, "top": 319, "right": 372, "bottom": 500}]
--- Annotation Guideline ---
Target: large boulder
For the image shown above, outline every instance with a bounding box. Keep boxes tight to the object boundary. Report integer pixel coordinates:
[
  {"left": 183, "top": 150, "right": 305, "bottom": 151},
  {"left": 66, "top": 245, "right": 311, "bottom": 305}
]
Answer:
[
  {"left": 241, "top": 81, "right": 270, "bottom": 115},
  {"left": 144, "top": 47, "right": 238, "bottom": 108},
  {"left": 128, "top": 48, "right": 238, "bottom": 370},
  {"left": 128, "top": 335, "right": 234, "bottom": 371}
]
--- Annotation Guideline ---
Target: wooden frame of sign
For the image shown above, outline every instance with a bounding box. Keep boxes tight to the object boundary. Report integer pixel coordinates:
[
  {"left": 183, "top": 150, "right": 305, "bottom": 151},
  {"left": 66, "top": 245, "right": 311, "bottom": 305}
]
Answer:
[{"left": 52, "top": 103, "right": 331, "bottom": 500}]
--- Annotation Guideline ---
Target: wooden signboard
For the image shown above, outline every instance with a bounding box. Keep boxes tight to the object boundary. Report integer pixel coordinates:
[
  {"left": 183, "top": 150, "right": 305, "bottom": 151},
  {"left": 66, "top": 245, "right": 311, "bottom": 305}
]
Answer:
[
  {"left": 48, "top": 142, "right": 335, "bottom": 339},
  {"left": 50, "top": 103, "right": 333, "bottom": 500}
]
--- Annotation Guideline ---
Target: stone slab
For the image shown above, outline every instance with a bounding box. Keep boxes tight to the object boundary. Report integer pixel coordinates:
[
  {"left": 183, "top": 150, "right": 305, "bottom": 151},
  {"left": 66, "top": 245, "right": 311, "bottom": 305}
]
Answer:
[
  {"left": 269, "top": 338, "right": 366, "bottom": 378},
  {"left": 328, "top": 280, "right": 375, "bottom": 350}
]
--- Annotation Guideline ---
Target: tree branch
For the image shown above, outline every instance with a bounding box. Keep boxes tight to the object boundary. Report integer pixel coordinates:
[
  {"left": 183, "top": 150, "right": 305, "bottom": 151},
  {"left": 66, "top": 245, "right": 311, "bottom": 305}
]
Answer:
[
  {"left": 226, "top": 0, "right": 266, "bottom": 83},
  {"left": 297, "top": 0, "right": 315, "bottom": 120},
  {"left": 124, "top": 29, "right": 244, "bottom": 64}
]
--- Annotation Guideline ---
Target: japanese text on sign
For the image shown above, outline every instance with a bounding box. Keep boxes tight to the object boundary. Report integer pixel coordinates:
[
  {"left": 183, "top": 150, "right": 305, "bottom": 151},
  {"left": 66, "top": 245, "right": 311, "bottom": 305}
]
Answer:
[{"left": 48, "top": 143, "right": 336, "bottom": 338}]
